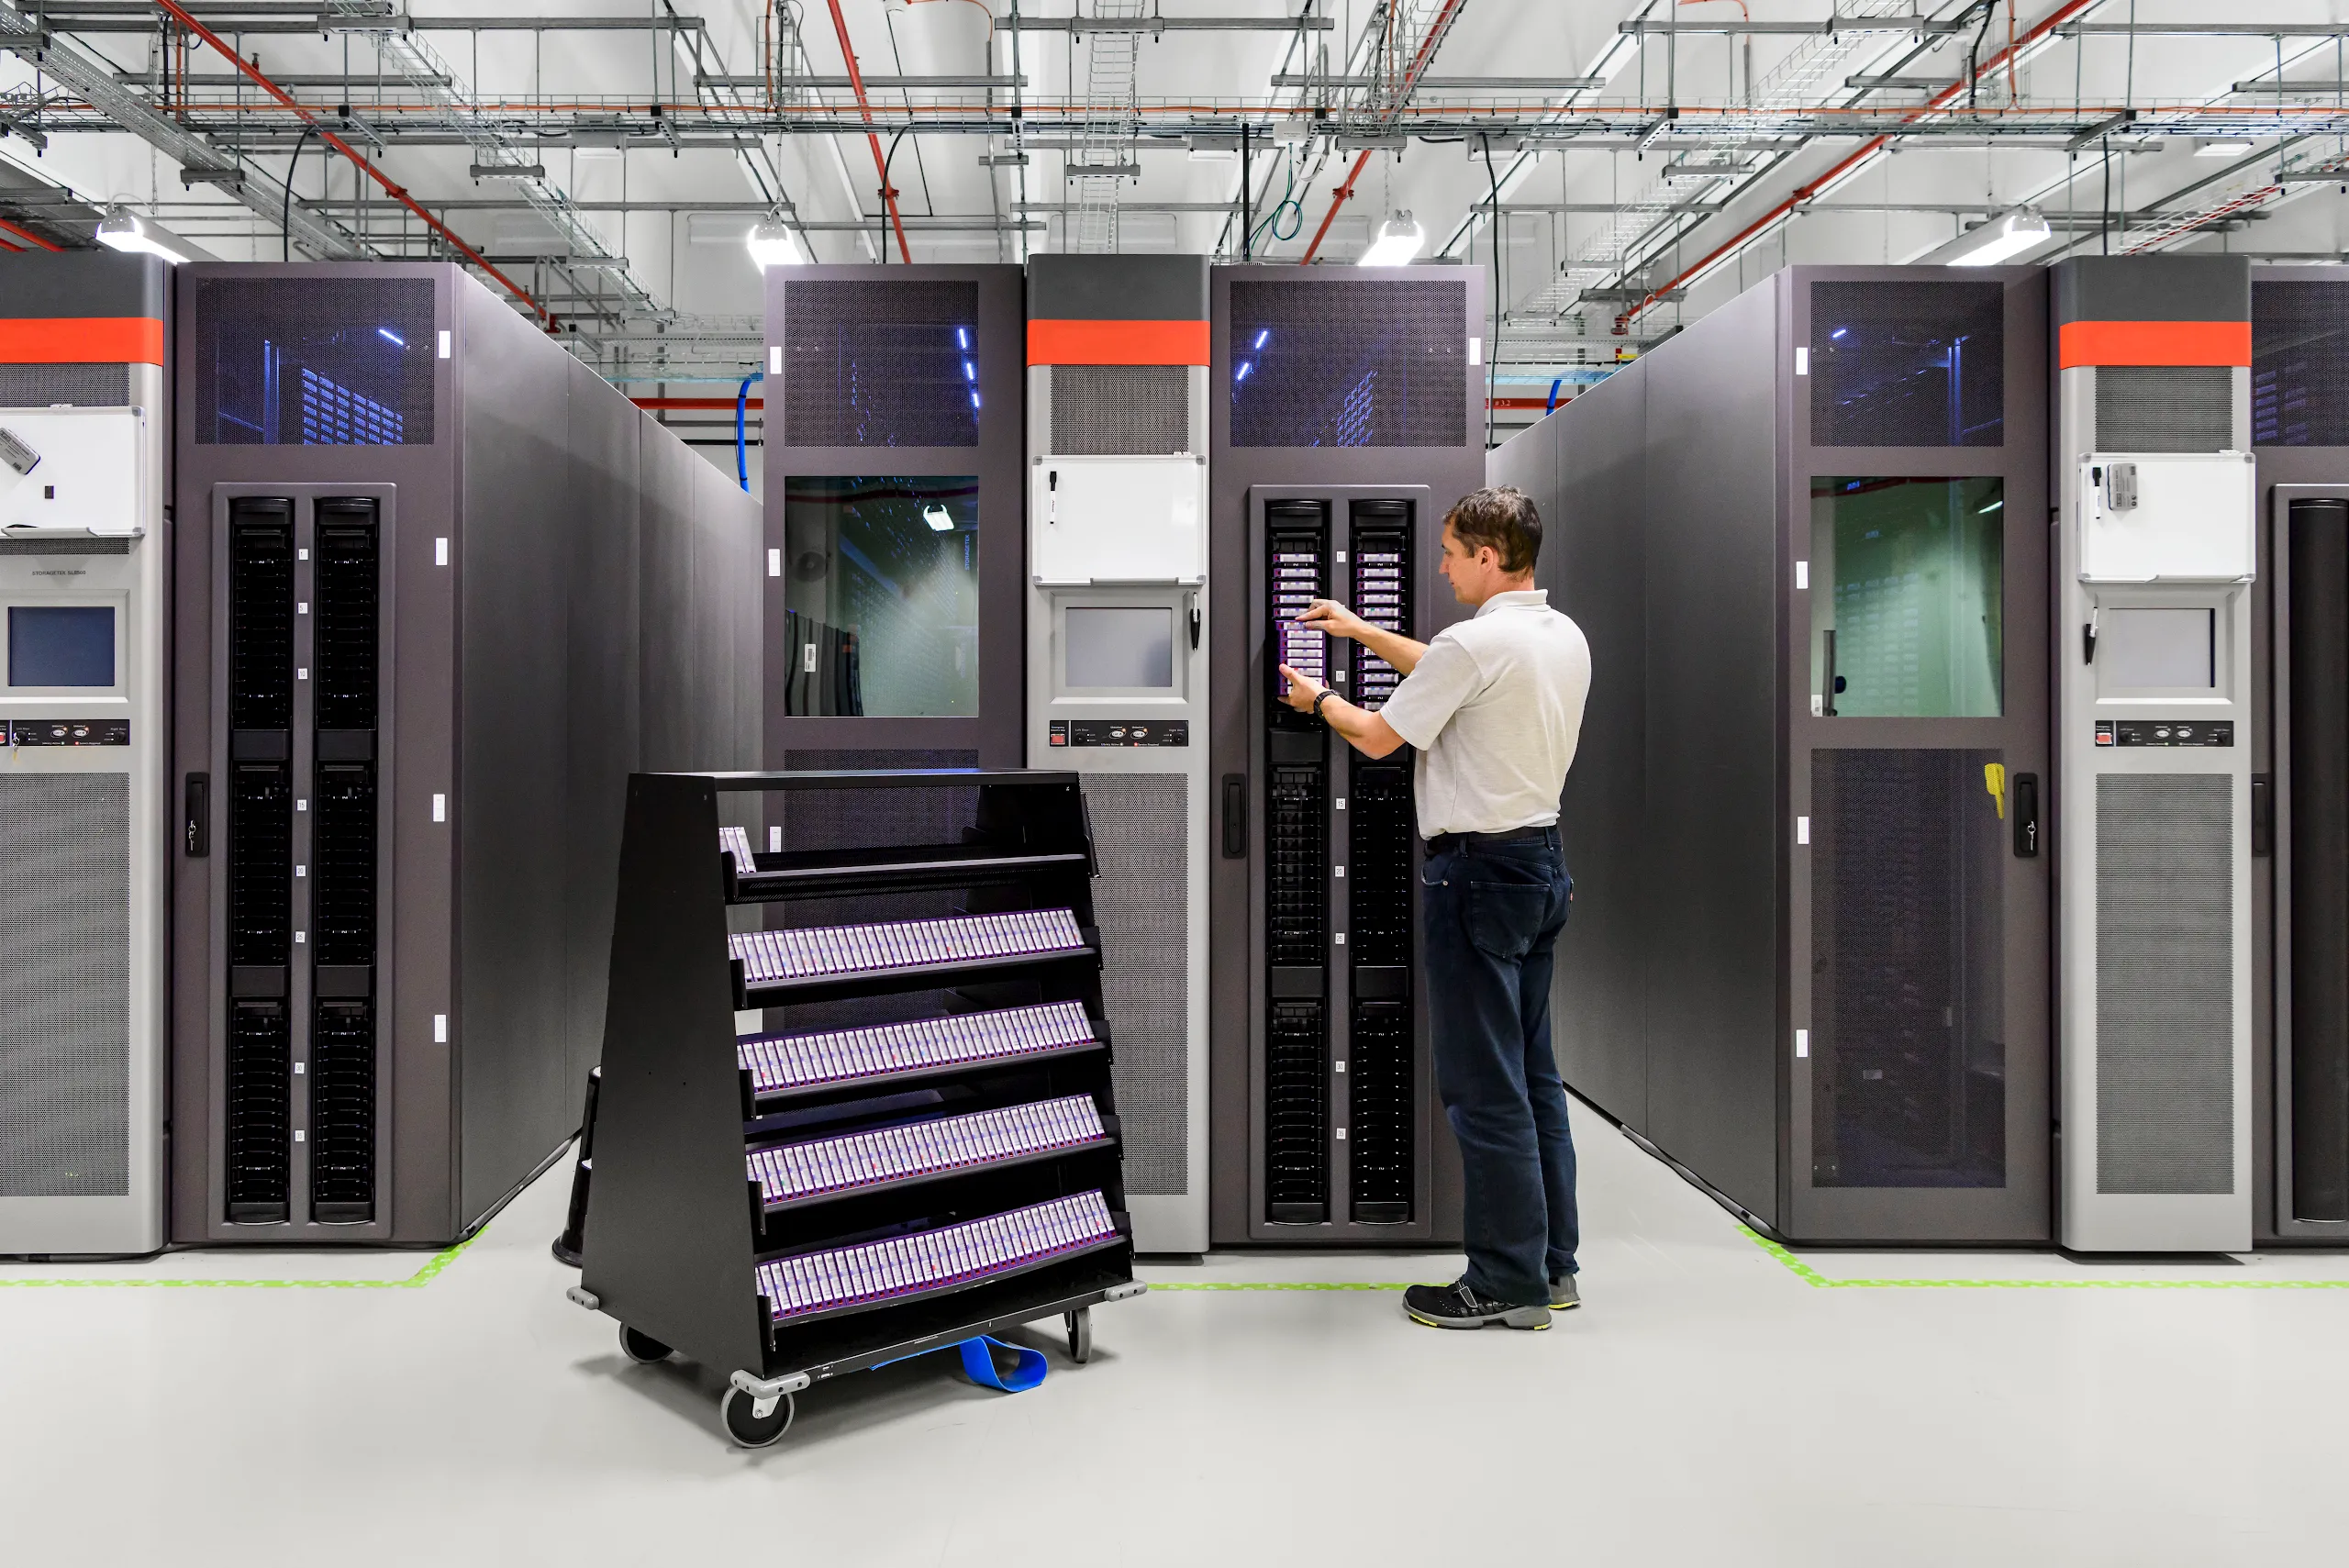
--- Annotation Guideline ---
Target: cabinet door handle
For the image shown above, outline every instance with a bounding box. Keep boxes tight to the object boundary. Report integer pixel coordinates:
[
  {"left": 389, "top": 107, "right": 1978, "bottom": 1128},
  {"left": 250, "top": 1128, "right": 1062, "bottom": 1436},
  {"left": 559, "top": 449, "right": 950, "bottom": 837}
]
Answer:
[
  {"left": 185, "top": 773, "right": 210, "bottom": 857},
  {"left": 2011, "top": 773, "right": 2039, "bottom": 859},
  {"left": 1222, "top": 773, "right": 1247, "bottom": 858}
]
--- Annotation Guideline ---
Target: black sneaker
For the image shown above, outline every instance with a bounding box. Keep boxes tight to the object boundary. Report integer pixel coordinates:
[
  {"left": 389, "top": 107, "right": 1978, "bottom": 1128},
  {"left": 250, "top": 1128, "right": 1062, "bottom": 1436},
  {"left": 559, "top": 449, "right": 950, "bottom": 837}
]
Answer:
[
  {"left": 1550, "top": 1275, "right": 1581, "bottom": 1310},
  {"left": 1403, "top": 1279, "right": 1551, "bottom": 1330}
]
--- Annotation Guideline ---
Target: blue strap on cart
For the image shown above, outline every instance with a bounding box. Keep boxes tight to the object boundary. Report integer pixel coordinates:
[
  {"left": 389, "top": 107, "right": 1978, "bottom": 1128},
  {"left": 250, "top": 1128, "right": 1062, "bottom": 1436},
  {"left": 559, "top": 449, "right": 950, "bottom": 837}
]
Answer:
[
  {"left": 870, "top": 1335, "right": 1048, "bottom": 1392},
  {"left": 956, "top": 1336, "right": 1048, "bottom": 1391}
]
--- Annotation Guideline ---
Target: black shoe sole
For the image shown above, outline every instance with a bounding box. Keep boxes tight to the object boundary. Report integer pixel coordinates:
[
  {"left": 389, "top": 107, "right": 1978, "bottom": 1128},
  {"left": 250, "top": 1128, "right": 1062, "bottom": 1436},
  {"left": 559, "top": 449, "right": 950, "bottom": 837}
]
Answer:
[{"left": 1405, "top": 1305, "right": 1552, "bottom": 1330}]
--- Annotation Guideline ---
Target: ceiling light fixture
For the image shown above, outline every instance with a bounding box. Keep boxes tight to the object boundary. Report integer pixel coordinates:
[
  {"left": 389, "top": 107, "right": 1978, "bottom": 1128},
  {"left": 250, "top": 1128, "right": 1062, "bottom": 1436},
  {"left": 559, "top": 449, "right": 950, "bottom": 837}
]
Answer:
[
  {"left": 2196, "top": 139, "right": 2256, "bottom": 158},
  {"left": 922, "top": 504, "right": 955, "bottom": 532},
  {"left": 1358, "top": 210, "right": 1425, "bottom": 267},
  {"left": 1938, "top": 206, "right": 2052, "bottom": 267},
  {"left": 95, "top": 206, "right": 215, "bottom": 264},
  {"left": 745, "top": 212, "right": 808, "bottom": 269}
]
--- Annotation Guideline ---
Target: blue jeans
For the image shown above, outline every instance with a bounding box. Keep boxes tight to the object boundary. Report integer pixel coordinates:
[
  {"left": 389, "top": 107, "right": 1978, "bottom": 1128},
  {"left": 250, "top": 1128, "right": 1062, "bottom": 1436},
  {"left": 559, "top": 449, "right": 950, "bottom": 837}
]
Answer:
[{"left": 1421, "top": 830, "right": 1577, "bottom": 1307}]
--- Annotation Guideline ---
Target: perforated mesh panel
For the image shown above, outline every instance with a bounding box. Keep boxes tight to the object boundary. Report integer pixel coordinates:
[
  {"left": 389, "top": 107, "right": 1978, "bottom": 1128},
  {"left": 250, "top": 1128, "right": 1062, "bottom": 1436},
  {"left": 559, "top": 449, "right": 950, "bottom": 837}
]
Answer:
[
  {"left": 0, "top": 362, "right": 128, "bottom": 407},
  {"left": 0, "top": 773, "right": 129, "bottom": 1196},
  {"left": 2254, "top": 279, "right": 2349, "bottom": 446},
  {"left": 2097, "top": 366, "right": 2234, "bottom": 452},
  {"left": 1048, "top": 365, "right": 1191, "bottom": 454},
  {"left": 2097, "top": 773, "right": 2235, "bottom": 1195},
  {"left": 781, "top": 281, "right": 981, "bottom": 448},
  {"left": 1229, "top": 280, "right": 1466, "bottom": 448},
  {"left": 1809, "top": 281, "right": 2004, "bottom": 448},
  {"left": 1084, "top": 773, "right": 1189, "bottom": 1195},
  {"left": 193, "top": 277, "right": 437, "bottom": 446}
]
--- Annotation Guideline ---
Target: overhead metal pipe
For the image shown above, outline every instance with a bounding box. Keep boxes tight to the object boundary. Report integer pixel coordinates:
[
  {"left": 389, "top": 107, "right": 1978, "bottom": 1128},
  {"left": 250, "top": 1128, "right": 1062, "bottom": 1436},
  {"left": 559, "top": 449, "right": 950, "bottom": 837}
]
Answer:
[{"left": 820, "top": 0, "right": 912, "bottom": 263}]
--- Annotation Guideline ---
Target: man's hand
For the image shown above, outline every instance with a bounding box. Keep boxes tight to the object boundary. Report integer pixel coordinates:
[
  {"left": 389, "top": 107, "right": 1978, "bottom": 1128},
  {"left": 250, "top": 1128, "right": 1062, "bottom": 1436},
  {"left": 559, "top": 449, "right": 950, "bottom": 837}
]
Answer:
[
  {"left": 1279, "top": 663, "right": 1325, "bottom": 714},
  {"left": 1297, "top": 598, "right": 1373, "bottom": 642}
]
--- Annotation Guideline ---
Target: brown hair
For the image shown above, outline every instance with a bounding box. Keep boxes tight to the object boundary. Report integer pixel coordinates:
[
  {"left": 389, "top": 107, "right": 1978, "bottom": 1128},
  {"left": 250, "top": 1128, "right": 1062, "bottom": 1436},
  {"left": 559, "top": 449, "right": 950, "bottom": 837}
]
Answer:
[{"left": 1442, "top": 485, "right": 1542, "bottom": 576}]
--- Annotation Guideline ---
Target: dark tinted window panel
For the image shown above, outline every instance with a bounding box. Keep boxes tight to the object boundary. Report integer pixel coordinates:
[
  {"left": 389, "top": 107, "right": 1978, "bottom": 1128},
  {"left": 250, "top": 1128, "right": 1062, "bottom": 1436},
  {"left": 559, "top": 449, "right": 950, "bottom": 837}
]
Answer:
[
  {"left": 1809, "top": 281, "right": 2003, "bottom": 447},
  {"left": 1230, "top": 280, "right": 1467, "bottom": 448},
  {"left": 779, "top": 476, "right": 979, "bottom": 717},
  {"left": 781, "top": 280, "right": 981, "bottom": 447},
  {"left": 195, "top": 278, "right": 436, "bottom": 445},
  {"left": 2255, "top": 279, "right": 2349, "bottom": 447},
  {"left": 1810, "top": 748, "right": 2007, "bottom": 1189}
]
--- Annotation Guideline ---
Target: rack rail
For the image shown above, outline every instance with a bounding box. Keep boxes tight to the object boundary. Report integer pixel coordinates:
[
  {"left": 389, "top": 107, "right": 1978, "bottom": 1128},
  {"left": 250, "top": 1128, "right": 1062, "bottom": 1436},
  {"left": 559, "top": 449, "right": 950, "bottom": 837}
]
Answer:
[{"left": 569, "top": 768, "right": 1141, "bottom": 1447}]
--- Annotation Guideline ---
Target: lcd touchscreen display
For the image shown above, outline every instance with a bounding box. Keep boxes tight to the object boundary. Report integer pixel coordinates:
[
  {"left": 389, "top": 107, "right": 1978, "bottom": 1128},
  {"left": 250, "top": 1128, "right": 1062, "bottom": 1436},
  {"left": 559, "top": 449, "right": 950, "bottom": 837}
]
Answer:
[
  {"left": 2101, "top": 607, "right": 2215, "bottom": 689},
  {"left": 1065, "top": 606, "right": 1174, "bottom": 689},
  {"left": 8, "top": 606, "right": 115, "bottom": 687}
]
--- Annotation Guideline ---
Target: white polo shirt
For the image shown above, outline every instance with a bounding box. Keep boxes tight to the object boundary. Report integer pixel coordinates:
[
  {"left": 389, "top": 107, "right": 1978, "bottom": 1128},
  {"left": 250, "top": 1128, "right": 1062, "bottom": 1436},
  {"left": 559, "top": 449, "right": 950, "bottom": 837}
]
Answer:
[{"left": 1376, "top": 588, "right": 1591, "bottom": 840}]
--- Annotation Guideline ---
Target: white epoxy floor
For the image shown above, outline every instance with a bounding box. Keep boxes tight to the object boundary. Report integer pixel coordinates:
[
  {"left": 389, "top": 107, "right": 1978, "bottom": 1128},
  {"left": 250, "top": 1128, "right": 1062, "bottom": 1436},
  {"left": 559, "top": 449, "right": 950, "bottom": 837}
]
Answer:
[{"left": 6, "top": 1099, "right": 2349, "bottom": 1566}]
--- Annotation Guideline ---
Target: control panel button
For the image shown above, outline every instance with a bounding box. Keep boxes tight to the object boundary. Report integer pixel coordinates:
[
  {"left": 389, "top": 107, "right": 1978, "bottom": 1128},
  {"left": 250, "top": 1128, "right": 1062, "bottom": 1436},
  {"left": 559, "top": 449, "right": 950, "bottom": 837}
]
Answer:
[
  {"left": 1064, "top": 719, "right": 1188, "bottom": 748},
  {"left": 2110, "top": 720, "right": 2233, "bottom": 748},
  {"left": 6, "top": 719, "right": 130, "bottom": 747}
]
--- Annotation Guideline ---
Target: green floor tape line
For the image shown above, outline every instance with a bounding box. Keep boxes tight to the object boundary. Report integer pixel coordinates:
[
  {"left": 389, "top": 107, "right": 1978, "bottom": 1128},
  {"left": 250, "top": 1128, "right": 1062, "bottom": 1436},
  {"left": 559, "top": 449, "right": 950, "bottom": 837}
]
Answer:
[
  {"left": 0, "top": 1228, "right": 484, "bottom": 1291},
  {"left": 1743, "top": 1226, "right": 2349, "bottom": 1289}
]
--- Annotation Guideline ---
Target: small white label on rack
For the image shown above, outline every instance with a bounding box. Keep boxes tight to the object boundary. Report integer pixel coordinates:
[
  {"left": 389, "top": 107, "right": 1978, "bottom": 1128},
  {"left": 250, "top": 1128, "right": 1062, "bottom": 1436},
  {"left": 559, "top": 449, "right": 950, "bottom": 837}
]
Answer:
[
  {"left": 1795, "top": 346, "right": 1809, "bottom": 377},
  {"left": 1333, "top": 797, "right": 1346, "bottom": 811},
  {"left": 768, "top": 345, "right": 782, "bottom": 376},
  {"left": 434, "top": 1014, "right": 448, "bottom": 1043},
  {"left": 1335, "top": 1127, "right": 1348, "bottom": 1140},
  {"left": 296, "top": 668, "right": 308, "bottom": 682},
  {"left": 767, "top": 549, "right": 782, "bottom": 577},
  {"left": 439, "top": 329, "right": 451, "bottom": 359},
  {"left": 1334, "top": 932, "right": 1347, "bottom": 946},
  {"left": 298, "top": 601, "right": 309, "bottom": 616},
  {"left": 1468, "top": 337, "right": 1482, "bottom": 365},
  {"left": 296, "top": 798, "right": 307, "bottom": 813},
  {"left": 432, "top": 793, "right": 447, "bottom": 823},
  {"left": 1797, "top": 815, "right": 1809, "bottom": 845},
  {"left": 295, "top": 1129, "right": 306, "bottom": 1143},
  {"left": 435, "top": 538, "right": 450, "bottom": 566},
  {"left": 295, "top": 931, "right": 306, "bottom": 945},
  {"left": 1335, "top": 550, "right": 1347, "bottom": 563},
  {"left": 297, "top": 548, "right": 308, "bottom": 561},
  {"left": 1334, "top": 865, "right": 1346, "bottom": 878},
  {"left": 295, "top": 864, "right": 306, "bottom": 878},
  {"left": 1795, "top": 561, "right": 1809, "bottom": 591},
  {"left": 1334, "top": 1060, "right": 1347, "bottom": 1073},
  {"left": 1796, "top": 1029, "right": 1810, "bottom": 1060},
  {"left": 294, "top": 1062, "right": 305, "bottom": 1075},
  {"left": 802, "top": 643, "right": 817, "bottom": 673},
  {"left": 767, "top": 825, "right": 782, "bottom": 852}
]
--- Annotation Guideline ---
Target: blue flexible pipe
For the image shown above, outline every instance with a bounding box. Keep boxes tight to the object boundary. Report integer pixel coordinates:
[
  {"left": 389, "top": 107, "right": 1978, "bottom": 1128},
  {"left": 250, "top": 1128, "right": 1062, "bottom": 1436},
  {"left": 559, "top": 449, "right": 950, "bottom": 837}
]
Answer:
[
  {"left": 1546, "top": 376, "right": 1564, "bottom": 415},
  {"left": 736, "top": 368, "right": 763, "bottom": 492}
]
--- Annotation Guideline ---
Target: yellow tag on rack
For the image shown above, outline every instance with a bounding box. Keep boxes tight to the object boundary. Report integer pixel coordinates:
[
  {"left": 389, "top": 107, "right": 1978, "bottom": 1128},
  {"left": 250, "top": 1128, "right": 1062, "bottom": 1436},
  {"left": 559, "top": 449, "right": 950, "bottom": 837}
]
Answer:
[{"left": 1984, "top": 762, "right": 2007, "bottom": 820}]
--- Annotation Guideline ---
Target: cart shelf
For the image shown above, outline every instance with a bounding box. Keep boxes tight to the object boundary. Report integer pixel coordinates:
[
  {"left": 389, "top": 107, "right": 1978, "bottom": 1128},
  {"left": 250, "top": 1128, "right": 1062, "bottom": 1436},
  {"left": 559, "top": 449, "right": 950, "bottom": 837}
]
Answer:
[{"left": 737, "top": 999, "right": 1106, "bottom": 1108}]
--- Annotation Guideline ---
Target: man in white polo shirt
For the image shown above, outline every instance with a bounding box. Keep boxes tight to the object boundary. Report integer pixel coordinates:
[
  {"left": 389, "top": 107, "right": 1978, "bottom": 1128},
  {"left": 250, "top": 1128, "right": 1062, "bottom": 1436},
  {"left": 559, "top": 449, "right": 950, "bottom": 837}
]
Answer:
[{"left": 1277, "top": 485, "right": 1591, "bottom": 1330}]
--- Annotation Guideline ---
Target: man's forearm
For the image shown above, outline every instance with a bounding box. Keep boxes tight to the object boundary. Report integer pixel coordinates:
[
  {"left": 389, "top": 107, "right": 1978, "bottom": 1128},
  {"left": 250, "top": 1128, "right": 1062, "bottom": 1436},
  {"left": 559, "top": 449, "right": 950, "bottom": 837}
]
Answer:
[
  {"left": 1355, "top": 624, "right": 1429, "bottom": 675},
  {"left": 1318, "top": 693, "right": 1405, "bottom": 759}
]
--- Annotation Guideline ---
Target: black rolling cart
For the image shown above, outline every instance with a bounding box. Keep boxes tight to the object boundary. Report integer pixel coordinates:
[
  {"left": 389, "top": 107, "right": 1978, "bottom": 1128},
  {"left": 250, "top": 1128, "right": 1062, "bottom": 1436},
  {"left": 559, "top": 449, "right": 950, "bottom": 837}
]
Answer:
[{"left": 565, "top": 768, "right": 1142, "bottom": 1447}]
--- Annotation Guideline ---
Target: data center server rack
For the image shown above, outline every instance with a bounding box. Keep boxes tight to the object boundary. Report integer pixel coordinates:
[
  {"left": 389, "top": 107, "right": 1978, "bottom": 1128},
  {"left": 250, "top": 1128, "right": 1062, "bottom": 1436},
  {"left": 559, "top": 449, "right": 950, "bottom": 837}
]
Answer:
[
  {"left": 1207, "top": 265, "right": 1486, "bottom": 1245},
  {"left": 172, "top": 262, "right": 759, "bottom": 1245},
  {"left": 0, "top": 252, "right": 171, "bottom": 1256},
  {"left": 2245, "top": 263, "right": 2349, "bottom": 1246},
  {"left": 1488, "top": 264, "right": 2053, "bottom": 1247}
]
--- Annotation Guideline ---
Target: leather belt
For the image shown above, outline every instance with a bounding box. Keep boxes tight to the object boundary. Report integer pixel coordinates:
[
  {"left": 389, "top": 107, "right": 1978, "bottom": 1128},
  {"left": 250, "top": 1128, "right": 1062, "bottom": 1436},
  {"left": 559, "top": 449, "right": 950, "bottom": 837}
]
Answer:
[{"left": 1424, "top": 825, "right": 1559, "bottom": 857}]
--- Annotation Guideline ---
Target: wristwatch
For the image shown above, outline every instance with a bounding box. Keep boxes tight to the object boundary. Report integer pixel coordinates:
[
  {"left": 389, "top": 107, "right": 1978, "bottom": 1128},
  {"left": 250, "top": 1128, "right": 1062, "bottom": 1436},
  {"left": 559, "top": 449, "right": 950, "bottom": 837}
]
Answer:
[{"left": 1312, "top": 689, "right": 1338, "bottom": 719}]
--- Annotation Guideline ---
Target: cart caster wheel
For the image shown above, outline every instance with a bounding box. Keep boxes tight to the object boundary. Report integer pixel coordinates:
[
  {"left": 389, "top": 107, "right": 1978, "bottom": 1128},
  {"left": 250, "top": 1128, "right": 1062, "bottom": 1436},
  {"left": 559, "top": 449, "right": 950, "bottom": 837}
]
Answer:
[
  {"left": 721, "top": 1385, "right": 795, "bottom": 1448},
  {"left": 618, "top": 1325, "right": 672, "bottom": 1364},
  {"left": 1065, "top": 1307, "right": 1093, "bottom": 1365}
]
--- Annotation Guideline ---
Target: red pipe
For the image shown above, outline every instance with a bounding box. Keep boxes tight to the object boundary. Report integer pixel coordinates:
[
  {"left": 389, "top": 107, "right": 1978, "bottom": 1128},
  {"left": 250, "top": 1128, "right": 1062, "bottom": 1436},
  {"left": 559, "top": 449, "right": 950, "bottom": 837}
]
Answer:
[
  {"left": 1615, "top": 0, "right": 2099, "bottom": 330},
  {"left": 822, "top": 0, "right": 914, "bottom": 264},
  {"left": 631, "top": 396, "right": 765, "bottom": 410},
  {"left": 154, "top": 0, "right": 552, "bottom": 327},
  {"left": 1, "top": 217, "right": 62, "bottom": 252},
  {"left": 1298, "top": 0, "right": 1466, "bottom": 265}
]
